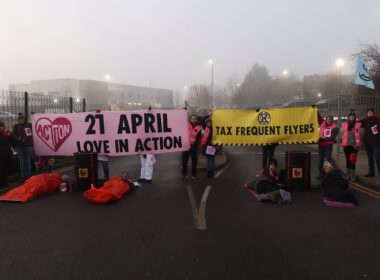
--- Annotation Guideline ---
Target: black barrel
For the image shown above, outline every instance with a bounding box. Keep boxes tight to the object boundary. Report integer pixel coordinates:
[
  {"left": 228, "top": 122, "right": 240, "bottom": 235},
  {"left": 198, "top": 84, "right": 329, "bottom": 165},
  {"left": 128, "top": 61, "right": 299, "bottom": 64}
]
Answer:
[
  {"left": 73, "top": 152, "right": 98, "bottom": 191},
  {"left": 285, "top": 151, "right": 311, "bottom": 191}
]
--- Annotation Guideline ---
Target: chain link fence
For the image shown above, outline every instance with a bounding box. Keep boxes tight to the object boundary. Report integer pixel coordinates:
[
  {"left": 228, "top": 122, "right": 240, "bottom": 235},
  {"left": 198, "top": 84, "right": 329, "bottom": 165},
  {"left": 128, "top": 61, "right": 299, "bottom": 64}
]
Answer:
[{"left": 0, "top": 91, "right": 86, "bottom": 130}]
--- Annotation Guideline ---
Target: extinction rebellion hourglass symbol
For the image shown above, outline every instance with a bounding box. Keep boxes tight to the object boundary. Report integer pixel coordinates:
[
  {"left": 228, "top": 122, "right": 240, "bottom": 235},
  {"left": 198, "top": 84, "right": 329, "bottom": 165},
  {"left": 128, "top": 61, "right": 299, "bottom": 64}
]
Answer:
[{"left": 258, "top": 111, "right": 271, "bottom": 125}]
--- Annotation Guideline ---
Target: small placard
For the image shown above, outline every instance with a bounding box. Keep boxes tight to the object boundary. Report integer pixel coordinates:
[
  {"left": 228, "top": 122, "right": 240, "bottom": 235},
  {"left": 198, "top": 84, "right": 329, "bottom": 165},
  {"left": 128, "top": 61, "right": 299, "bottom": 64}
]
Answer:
[
  {"left": 292, "top": 168, "right": 303, "bottom": 178},
  {"left": 371, "top": 125, "right": 378, "bottom": 135},
  {"left": 78, "top": 168, "right": 89, "bottom": 178},
  {"left": 24, "top": 128, "right": 32, "bottom": 136},
  {"left": 206, "top": 145, "right": 216, "bottom": 156}
]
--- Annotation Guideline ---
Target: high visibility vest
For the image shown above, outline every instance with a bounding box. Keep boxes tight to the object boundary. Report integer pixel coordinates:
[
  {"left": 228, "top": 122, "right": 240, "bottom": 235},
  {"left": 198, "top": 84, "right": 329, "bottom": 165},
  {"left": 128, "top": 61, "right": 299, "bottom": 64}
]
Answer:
[
  {"left": 319, "top": 121, "right": 337, "bottom": 139},
  {"left": 342, "top": 122, "right": 361, "bottom": 147},
  {"left": 201, "top": 127, "right": 210, "bottom": 146},
  {"left": 188, "top": 124, "right": 202, "bottom": 145}
]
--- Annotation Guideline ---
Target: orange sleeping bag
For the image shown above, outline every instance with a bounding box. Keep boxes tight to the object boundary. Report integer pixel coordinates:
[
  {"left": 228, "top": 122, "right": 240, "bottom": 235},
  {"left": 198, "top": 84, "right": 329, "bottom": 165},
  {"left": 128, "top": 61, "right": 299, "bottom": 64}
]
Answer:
[
  {"left": 0, "top": 173, "right": 62, "bottom": 203},
  {"left": 83, "top": 177, "right": 133, "bottom": 204}
]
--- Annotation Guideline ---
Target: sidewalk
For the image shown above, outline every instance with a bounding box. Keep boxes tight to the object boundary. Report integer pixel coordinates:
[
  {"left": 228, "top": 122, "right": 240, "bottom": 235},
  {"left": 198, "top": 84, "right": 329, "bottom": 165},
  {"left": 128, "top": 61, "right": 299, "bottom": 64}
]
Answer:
[{"left": 333, "top": 149, "right": 380, "bottom": 191}]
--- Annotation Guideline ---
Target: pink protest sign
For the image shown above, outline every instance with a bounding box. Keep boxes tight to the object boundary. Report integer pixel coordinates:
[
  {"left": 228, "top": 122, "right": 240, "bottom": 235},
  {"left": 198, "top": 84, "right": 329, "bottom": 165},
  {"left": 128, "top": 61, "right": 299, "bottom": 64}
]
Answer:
[{"left": 31, "top": 109, "right": 190, "bottom": 156}]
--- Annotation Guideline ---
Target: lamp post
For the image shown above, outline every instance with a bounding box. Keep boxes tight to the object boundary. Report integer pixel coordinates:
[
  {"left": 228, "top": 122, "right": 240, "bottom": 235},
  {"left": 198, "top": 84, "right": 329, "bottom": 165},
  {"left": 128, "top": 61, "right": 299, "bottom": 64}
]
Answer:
[{"left": 208, "top": 59, "right": 214, "bottom": 108}]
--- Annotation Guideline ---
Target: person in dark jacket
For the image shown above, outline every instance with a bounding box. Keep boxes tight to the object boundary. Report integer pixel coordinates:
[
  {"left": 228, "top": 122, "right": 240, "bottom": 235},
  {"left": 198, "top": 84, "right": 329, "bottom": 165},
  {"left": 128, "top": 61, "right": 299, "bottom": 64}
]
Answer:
[
  {"left": 321, "top": 161, "right": 358, "bottom": 205},
  {"left": 13, "top": 114, "right": 34, "bottom": 180},
  {"left": 201, "top": 118, "right": 217, "bottom": 178},
  {"left": 317, "top": 115, "right": 339, "bottom": 179},
  {"left": 182, "top": 115, "right": 202, "bottom": 179},
  {"left": 261, "top": 143, "right": 277, "bottom": 168},
  {"left": 360, "top": 108, "right": 380, "bottom": 177},
  {"left": 0, "top": 122, "right": 13, "bottom": 187}
]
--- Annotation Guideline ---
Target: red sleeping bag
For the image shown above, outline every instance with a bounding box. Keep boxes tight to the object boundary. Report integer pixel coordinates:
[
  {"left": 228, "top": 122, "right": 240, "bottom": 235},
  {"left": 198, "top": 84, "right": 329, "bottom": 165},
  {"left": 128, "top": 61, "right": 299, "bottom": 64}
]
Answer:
[
  {"left": 83, "top": 177, "right": 133, "bottom": 204},
  {"left": 0, "top": 173, "right": 62, "bottom": 203}
]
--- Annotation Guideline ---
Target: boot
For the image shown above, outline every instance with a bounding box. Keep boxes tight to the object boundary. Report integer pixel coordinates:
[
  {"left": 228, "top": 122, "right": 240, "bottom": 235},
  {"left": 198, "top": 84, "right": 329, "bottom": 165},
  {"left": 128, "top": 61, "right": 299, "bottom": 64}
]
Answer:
[
  {"left": 344, "top": 168, "right": 351, "bottom": 180},
  {"left": 350, "top": 169, "right": 357, "bottom": 182}
]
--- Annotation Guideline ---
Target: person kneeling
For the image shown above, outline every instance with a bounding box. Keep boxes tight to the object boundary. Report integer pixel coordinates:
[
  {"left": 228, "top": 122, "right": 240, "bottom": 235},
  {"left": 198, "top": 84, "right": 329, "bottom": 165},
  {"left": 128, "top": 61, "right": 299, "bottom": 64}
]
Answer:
[{"left": 321, "top": 161, "right": 358, "bottom": 206}]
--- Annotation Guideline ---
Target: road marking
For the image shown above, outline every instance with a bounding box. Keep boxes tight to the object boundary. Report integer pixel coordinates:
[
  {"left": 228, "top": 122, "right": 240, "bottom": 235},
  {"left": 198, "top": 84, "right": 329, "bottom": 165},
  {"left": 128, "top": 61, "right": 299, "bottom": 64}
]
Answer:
[
  {"left": 349, "top": 181, "right": 380, "bottom": 199},
  {"left": 186, "top": 185, "right": 212, "bottom": 230},
  {"left": 215, "top": 165, "right": 229, "bottom": 178}
]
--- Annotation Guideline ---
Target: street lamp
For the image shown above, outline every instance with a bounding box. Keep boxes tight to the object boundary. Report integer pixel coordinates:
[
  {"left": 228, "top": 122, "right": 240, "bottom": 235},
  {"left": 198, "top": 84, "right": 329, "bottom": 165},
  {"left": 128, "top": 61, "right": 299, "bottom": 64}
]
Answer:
[
  {"left": 335, "top": 58, "right": 345, "bottom": 68},
  {"left": 317, "top": 93, "right": 322, "bottom": 98},
  {"left": 208, "top": 59, "right": 214, "bottom": 108},
  {"left": 282, "top": 69, "right": 289, "bottom": 77}
]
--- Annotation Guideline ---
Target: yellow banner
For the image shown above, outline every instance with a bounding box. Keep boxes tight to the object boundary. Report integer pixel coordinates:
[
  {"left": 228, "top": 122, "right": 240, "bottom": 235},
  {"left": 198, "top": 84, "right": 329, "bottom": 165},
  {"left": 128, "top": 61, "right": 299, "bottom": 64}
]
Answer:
[{"left": 212, "top": 107, "right": 319, "bottom": 145}]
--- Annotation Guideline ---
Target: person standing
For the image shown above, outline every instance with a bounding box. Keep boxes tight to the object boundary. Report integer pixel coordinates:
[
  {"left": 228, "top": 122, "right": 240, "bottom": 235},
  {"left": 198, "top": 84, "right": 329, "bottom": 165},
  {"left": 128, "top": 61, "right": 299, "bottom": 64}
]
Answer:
[
  {"left": 139, "top": 154, "right": 155, "bottom": 183},
  {"left": 182, "top": 115, "right": 202, "bottom": 179},
  {"left": 317, "top": 115, "right": 339, "bottom": 179},
  {"left": 261, "top": 144, "right": 277, "bottom": 168},
  {"left": 98, "top": 155, "right": 110, "bottom": 180},
  {"left": 360, "top": 108, "right": 380, "bottom": 177},
  {"left": 341, "top": 112, "right": 361, "bottom": 181},
  {"left": 0, "top": 122, "right": 13, "bottom": 187},
  {"left": 13, "top": 114, "right": 34, "bottom": 180},
  {"left": 201, "top": 118, "right": 217, "bottom": 178}
]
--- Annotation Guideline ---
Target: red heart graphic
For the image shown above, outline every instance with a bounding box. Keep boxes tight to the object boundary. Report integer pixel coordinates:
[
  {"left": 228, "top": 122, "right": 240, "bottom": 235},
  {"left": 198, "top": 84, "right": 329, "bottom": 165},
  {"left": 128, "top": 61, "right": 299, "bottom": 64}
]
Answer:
[{"left": 35, "top": 117, "right": 72, "bottom": 152}]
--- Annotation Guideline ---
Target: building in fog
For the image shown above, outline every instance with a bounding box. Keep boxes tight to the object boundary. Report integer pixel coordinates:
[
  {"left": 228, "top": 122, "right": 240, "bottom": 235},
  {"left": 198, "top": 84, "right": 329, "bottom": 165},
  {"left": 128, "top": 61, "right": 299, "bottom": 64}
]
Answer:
[{"left": 9, "top": 79, "right": 174, "bottom": 111}]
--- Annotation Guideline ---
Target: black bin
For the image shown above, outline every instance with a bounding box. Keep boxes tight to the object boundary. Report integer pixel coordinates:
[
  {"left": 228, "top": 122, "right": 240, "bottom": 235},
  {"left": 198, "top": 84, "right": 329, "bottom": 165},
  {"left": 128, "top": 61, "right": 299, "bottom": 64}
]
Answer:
[
  {"left": 73, "top": 152, "right": 98, "bottom": 191},
  {"left": 285, "top": 151, "right": 311, "bottom": 191}
]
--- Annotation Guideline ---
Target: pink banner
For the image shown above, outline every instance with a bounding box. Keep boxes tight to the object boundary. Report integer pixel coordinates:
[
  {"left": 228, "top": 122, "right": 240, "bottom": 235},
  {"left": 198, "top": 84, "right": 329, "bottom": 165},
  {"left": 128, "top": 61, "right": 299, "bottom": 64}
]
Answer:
[{"left": 31, "top": 109, "right": 190, "bottom": 156}]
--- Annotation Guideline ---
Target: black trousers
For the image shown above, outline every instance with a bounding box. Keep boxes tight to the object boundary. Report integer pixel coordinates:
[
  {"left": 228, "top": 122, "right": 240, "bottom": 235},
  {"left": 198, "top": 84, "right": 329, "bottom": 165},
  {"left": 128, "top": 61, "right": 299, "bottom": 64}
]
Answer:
[
  {"left": 344, "top": 146, "right": 358, "bottom": 170},
  {"left": 262, "top": 145, "right": 276, "bottom": 168},
  {"left": 182, "top": 149, "right": 198, "bottom": 177},
  {"left": 0, "top": 155, "right": 11, "bottom": 185}
]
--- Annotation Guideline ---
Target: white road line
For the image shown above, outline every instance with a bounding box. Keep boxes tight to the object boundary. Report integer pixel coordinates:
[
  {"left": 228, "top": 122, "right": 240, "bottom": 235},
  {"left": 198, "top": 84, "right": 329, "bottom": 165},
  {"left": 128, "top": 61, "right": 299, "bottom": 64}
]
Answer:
[
  {"left": 215, "top": 165, "right": 229, "bottom": 178},
  {"left": 197, "top": 185, "right": 212, "bottom": 230},
  {"left": 186, "top": 185, "right": 199, "bottom": 221},
  {"left": 186, "top": 185, "right": 213, "bottom": 231}
]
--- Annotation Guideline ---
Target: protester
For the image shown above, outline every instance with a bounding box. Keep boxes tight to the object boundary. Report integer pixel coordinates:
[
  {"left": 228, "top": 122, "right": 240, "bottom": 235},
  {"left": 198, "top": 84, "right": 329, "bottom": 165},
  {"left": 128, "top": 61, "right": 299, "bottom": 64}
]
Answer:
[
  {"left": 246, "top": 159, "right": 291, "bottom": 204},
  {"left": 360, "top": 108, "right": 380, "bottom": 177},
  {"left": 182, "top": 115, "right": 202, "bottom": 179},
  {"left": 341, "top": 112, "right": 361, "bottom": 181},
  {"left": 12, "top": 113, "right": 34, "bottom": 180},
  {"left": 317, "top": 115, "right": 339, "bottom": 179},
  {"left": 261, "top": 143, "right": 277, "bottom": 168},
  {"left": 321, "top": 161, "right": 358, "bottom": 206},
  {"left": 0, "top": 173, "right": 70, "bottom": 203},
  {"left": 201, "top": 118, "right": 217, "bottom": 178},
  {"left": 0, "top": 122, "right": 13, "bottom": 188},
  {"left": 139, "top": 154, "right": 155, "bottom": 183},
  {"left": 98, "top": 155, "right": 110, "bottom": 180},
  {"left": 84, "top": 171, "right": 136, "bottom": 204}
]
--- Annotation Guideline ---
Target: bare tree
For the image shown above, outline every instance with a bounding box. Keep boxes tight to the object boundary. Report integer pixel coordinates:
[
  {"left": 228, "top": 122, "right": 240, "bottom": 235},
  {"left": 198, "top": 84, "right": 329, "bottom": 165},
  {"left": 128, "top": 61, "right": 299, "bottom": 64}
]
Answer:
[{"left": 187, "top": 84, "right": 211, "bottom": 109}]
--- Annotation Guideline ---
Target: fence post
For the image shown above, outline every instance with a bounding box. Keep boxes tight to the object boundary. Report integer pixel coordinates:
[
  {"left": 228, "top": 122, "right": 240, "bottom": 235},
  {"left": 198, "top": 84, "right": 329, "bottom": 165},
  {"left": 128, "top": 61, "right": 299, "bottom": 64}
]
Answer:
[
  {"left": 337, "top": 95, "right": 342, "bottom": 154},
  {"left": 82, "top": 98, "right": 86, "bottom": 112},
  {"left": 69, "top": 97, "right": 73, "bottom": 113},
  {"left": 24, "top": 91, "right": 28, "bottom": 122}
]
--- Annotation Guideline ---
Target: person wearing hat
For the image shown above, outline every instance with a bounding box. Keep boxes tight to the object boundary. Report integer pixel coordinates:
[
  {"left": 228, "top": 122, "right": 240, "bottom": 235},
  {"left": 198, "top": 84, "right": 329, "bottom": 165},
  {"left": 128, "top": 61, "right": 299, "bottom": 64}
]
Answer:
[
  {"left": 12, "top": 113, "right": 34, "bottom": 180},
  {"left": 0, "top": 122, "right": 13, "bottom": 187},
  {"left": 360, "top": 108, "right": 380, "bottom": 177},
  {"left": 321, "top": 161, "right": 358, "bottom": 205},
  {"left": 341, "top": 111, "right": 362, "bottom": 181}
]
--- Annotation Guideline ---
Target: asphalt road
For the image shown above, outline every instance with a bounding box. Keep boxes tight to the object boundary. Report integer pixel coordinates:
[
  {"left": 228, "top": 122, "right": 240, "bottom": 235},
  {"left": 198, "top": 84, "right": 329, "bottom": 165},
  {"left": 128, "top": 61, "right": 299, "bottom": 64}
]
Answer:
[{"left": 0, "top": 145, "right": 379, "bottom": 280}]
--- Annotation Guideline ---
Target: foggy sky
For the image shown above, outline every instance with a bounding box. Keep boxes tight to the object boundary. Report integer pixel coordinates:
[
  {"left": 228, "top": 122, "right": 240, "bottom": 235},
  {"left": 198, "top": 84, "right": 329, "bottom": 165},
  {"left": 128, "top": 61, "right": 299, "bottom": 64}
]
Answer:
[{"left": 1, "top": 0, "right": 379, "bottom": 90}]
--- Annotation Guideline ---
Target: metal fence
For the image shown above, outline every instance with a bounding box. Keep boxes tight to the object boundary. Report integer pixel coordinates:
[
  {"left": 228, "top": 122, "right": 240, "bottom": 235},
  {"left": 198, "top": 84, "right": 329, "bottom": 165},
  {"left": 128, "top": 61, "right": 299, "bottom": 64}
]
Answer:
[{"left": 0, "top": 91, "right": 86, "bottom": 130}]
